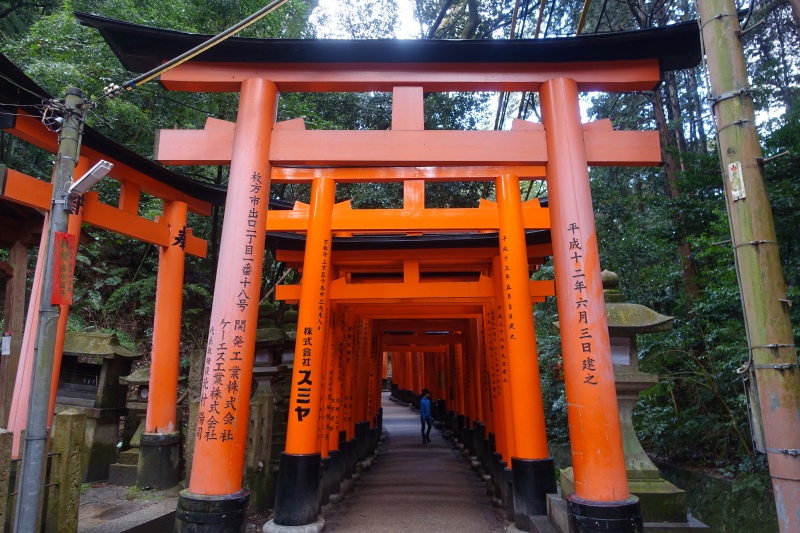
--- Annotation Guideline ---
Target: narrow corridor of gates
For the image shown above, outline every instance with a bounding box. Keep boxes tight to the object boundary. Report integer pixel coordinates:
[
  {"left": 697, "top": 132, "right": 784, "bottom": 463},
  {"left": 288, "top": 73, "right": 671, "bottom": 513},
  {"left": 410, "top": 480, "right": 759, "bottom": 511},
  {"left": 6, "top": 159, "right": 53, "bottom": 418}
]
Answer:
[{"left": 324, "top": 393, "right": 505, "bottom": 533}]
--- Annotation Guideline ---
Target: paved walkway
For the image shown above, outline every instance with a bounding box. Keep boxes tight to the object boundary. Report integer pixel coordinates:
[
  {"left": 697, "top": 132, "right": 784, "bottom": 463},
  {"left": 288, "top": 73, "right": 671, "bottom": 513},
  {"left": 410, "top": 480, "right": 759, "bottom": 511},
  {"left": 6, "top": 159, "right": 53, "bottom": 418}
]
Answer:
[{"left": 324, "top": 393, "right": 506, "bottom": 533}]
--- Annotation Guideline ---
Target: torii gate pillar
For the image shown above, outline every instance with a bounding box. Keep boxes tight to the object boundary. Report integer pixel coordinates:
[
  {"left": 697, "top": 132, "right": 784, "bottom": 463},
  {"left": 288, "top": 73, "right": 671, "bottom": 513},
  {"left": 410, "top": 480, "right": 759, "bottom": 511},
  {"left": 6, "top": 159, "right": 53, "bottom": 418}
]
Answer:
[
  {"left": 541, "top": 77, "right": 642, "bottom": 530},
  {"left": 176, "top": 78, "right": 277, "bottom": 532}
]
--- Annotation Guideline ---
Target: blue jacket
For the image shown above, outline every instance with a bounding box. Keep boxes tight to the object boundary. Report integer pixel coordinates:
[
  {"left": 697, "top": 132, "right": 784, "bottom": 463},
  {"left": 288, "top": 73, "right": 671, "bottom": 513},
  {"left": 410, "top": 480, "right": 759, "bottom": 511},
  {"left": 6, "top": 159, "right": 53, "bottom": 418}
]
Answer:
[{"left": 420, "top": 397, "right": 431, "bottom": 419}]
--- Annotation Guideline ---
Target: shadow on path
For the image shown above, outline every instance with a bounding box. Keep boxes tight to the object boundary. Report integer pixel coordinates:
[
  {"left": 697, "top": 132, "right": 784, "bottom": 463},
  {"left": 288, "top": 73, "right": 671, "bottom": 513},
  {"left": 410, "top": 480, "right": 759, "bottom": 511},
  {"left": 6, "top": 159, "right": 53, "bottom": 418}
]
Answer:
[{"left": 324, "top": 392, "right": 506, "bottom": 533}]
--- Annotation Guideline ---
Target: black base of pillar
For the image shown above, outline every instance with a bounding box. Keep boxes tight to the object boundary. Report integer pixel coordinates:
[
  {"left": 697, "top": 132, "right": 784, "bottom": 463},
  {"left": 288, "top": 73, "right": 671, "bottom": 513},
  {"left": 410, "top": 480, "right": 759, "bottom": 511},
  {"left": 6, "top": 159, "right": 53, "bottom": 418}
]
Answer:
[
  {"left": 174, "top": 489, "right": 249, "bottom": 533},
  {"left": 475, "top": 423, "right": 485, "bottom": 463},
  {"left": 566, "top": 494, "right": 643, "bottom": 533},
  {"left": 490, "top": 452, "right": 503, "bottom": 495},
  {"left": 436, "top": 399, "right": 446, "bottom": 421},
  {"left": 482, "top": 437, "right": 491, "bottom": 474},
  {"left": 320, "top": 456, "right": 332, "bottom": 506},
  {"left": 355, "top": 422, "right": 368, "bottom": 461},
  {"left": 511, "top": 457, "right": 557, "bottom": 528},
  {"left": 273, "top": 452, "right": 321, "bottom": 526},
  {"left": 502, "top": 465, "right": 515, "bottom": 521},
  {"left": 456, "top": 414, "right": 466, "bottom": 443},
  {"left": 328, "top": 449, "right": 342, "bottom": 495},
  {"left": 137, "top": 432, "right": 182, "bottom": 489},
  {"left": 346, "top": 438, "right": 358, "bottom": 478}
]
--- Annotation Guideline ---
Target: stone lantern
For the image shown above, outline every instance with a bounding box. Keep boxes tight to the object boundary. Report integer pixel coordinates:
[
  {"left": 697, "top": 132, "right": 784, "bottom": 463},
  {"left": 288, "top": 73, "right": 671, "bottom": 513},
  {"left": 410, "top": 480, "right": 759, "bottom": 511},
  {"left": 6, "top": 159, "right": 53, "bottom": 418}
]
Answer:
[{"left": 555, "top": 271, "right": 707, "bottom": 531}]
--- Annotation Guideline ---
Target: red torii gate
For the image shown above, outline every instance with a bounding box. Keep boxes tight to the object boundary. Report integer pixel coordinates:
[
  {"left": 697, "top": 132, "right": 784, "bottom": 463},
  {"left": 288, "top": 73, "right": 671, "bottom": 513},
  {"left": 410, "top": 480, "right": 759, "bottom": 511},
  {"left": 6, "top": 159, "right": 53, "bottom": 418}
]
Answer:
[
  {"left": 0, "top": 53, "right": 222, "bottom": 489},
  {"left": 78, "top": 13, "right": 701, "bottom": 533}
]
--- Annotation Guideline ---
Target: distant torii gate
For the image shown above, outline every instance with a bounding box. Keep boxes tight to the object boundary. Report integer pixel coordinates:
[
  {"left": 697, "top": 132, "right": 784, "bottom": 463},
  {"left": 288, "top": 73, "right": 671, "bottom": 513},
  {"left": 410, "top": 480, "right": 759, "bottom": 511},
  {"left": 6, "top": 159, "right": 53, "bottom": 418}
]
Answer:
[{"left": 78, "top": 13, "right": 701, "bottom": 533}]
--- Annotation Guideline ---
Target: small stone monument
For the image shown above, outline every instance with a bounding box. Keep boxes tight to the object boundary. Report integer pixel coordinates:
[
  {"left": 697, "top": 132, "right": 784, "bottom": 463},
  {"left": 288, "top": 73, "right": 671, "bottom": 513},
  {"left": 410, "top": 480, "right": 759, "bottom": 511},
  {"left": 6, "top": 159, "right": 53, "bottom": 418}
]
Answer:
[{"left": 55, "top": 332, "right": 141, "bottom": 482}]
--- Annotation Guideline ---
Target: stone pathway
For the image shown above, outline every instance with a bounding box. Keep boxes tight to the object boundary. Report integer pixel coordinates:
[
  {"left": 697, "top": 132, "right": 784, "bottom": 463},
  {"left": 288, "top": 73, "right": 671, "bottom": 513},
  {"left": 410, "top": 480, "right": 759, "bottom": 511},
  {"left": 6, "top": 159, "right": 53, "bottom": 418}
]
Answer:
[
  {"left": 324, "top": 393, "right": 506, "bottom": 533},
  {"left": 78, "top": 483, "right": 178, "bottom": 533}
]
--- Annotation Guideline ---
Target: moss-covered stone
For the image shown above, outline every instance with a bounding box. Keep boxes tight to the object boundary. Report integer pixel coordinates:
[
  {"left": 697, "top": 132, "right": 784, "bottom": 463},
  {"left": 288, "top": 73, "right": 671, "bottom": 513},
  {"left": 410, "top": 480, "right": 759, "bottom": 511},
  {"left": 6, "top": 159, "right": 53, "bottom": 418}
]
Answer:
[
  {"left": 255, "top": 328, "right": 287, "bottom": 346},
  {"left": 282, "top": 309, "right": 298, "bottom": 324},
  {"left": 63, "top": 332, "right": 138, "bottom": 362}
]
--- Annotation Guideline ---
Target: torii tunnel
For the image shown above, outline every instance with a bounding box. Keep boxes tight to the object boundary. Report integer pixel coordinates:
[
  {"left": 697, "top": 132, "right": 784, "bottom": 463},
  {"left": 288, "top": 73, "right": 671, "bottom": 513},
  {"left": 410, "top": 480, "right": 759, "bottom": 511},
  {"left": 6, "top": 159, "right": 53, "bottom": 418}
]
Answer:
[{"left": 79, "top": 13, "right": 701, "bottom": 533}]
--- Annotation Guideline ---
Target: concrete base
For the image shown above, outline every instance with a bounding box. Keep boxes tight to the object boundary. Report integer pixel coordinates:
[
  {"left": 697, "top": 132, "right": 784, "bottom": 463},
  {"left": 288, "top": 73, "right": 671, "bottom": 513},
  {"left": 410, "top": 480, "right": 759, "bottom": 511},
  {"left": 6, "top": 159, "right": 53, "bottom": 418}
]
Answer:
[
  {"left": 137, "top": 432, "right": 181, "bottom": 489},
  {"left": 560, "top": 467, "right": 707, "bottom": 525},
  {"left": 174, "top": 489, "right": 249, "bottom": 533},
  {"left": 262, "top": 517, "right": 325, "bottom": 533},
  {"left": 546, "top": 494, "right": 706, "bottom": 533},
  {"left": 108, "top": 449, "right": 139, "bottom": 486}
]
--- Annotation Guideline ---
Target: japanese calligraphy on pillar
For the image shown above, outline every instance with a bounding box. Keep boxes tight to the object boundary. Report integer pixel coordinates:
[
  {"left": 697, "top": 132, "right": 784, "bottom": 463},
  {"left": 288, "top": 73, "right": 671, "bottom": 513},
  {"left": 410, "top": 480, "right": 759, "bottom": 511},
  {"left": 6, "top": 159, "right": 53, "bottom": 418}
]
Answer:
[
  {"left": 499, "top": 236, "right": 519, "bottom": 345},
  {"left": 196, "top": 171, "right": 264, "bottom": 443},
  {"left": 486, "top": 310, "right": 500, "bottom": 403},
  {"left": 368, "top": 332, "right": 378, "bottom": 420},
  {"left": 323, "top": 309, "right": 338, "bottom": 439},
  {"left": 497, "top": 303, "right": 508, "bottom": 386},
  {"left": 567, "top": 222, "right": 598, "bottom": 386},
  {"left": 295, "top": 238, "right": 331, "bottom": 426}
]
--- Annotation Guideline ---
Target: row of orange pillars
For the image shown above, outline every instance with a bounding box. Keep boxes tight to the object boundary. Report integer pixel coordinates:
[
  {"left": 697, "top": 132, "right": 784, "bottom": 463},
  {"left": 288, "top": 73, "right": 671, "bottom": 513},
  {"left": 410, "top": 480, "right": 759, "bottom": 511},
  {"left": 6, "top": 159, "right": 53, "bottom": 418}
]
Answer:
[{"left": 171, "top": 79, "right": 642, "bottom": 533}]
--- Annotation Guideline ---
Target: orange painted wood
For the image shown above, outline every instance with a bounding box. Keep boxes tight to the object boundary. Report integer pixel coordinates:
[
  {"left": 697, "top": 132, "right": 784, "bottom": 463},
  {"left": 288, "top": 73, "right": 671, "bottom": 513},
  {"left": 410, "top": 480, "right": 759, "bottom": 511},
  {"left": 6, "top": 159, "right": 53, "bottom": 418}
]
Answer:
[
  {"left": 155, "top": 126, "right": 234, "bottom": 165},
  {"left": 0, "top": 168, "right": 207, "bottom": 258},
  {"left": 275, "top": 279, "right": 554, "bottom": 301},
  {"left": 403, "top": 181, "right": 425, "bottom": 210},
  {"left": 156, "top": 127, "right": 659, "bottom": 167},
  {"left": 189, "top": 78, "right": 278, "bottom": 496},
  {"left": 379, "top": 334, "right": 463, "bottom": 345},
  {"left": 496, "top": 174, "right": 549, "bottom": 460},
  {"left": 271, "top": 165, "right": 546, "bottom": 182},
  {"left": 119, "top": 181, "right": 141, "bottom": 214},
  {"left": 379, "top": 344, "right": 455, "bottom": 353},
  {"left": 285, "top": 177, "right": 336, "bottom": 454},
  {"left": 9, "top": 114, "right": 213, "bottom": 216},
  {"left": 541, "top": 77, "right": 629, "bottom": 501},
  {"left": 159, "top": 60, "right": 661, "bottom": 93},
  {"left": 392, "top": 87, "right": 424, "bottom": 131},
  {"left": 492, "top": 256, "right": 516, "bottom": 462},
  {"left": 277, "top": 245, "right": 553, "bottom": 268},
  {"left": 157, "top": 128, "right": 546, "bottom": 166},
  {"left": 265, "top": 205, "right": 550, "bottom": 232},
  {"left": 584, "top": 130, "right": 661, "bottom": 166},
  {"left": 146, "top": 200, "right": 188, "bottom": 435}
]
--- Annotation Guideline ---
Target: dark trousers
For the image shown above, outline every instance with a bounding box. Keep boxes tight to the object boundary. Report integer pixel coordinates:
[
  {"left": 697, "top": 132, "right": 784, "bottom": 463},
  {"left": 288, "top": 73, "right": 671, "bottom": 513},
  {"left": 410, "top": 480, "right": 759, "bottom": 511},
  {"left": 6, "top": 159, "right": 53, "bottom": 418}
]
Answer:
[{"left": 421, "top": 417, "right": 432, "bottom": 441}]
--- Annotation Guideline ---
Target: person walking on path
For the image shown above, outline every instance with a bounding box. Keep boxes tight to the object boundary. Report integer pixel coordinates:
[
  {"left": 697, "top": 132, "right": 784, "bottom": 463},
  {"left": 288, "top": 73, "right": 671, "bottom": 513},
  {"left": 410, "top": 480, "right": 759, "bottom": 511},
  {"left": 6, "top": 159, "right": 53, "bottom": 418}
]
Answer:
[{"left": 420, "top": 389, "right": 433, "bottom": 443}]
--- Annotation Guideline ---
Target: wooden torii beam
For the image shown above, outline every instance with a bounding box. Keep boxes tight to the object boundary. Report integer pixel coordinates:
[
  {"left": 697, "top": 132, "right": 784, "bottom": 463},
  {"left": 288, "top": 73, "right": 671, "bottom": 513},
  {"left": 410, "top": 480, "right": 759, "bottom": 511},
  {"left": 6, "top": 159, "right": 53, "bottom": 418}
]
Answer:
[{"left": 0, "top": 167, "right": 207, "bottom": 258}]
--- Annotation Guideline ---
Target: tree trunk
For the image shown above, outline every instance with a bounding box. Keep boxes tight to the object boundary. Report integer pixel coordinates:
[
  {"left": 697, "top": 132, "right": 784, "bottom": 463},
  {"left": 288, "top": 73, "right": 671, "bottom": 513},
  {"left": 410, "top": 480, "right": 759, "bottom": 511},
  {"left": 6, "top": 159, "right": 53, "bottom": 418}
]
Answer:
[
  {"left": 700, "top": 2, "right": 800, "bottom": 531},
  {"left": 652, "top": 90, "right": 701, "bottom": 299}
]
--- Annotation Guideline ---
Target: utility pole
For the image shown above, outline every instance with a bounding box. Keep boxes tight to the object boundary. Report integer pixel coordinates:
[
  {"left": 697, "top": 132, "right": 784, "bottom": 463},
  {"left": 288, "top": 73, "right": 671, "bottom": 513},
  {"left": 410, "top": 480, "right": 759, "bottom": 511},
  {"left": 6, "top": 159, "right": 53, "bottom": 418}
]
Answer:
[
  {"left": 699, "top": 3, "right": 800, "bottom": 532},
  {"left": 13, "top": 88, "right": 85, "bottom": 532}
]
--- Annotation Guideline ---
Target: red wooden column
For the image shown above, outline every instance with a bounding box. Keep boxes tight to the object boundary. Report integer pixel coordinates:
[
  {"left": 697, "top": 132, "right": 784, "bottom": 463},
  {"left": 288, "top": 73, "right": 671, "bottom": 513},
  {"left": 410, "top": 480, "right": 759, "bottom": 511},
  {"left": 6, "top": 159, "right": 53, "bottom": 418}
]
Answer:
[
  {"left": 178, "top": 78, "right": 277, "bottom": 531},
  {"left": 272, "top": 176, "right": 335, "bottom": 529},
  {"left": 491, "top": 256, "right": 516, "bottom": 465},
  {"left": 541, "top": 77, "right": 641, "bottom": 528},
  {"left": 140, "top": 199, "right": 188, "bottom": 488},
  {"left": 436, "top": 350, "right": 446, "bottom": 405}
]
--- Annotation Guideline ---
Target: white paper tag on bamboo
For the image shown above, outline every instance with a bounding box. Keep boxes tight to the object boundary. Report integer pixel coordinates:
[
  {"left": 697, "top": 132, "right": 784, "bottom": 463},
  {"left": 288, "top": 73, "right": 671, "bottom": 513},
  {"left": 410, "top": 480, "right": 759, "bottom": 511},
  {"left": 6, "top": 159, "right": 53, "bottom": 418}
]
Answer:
[
  {"left": 728, "top": 161, "right": 746, "bottom": 200},
  {"left": 1, "top": 335, "right": 10, "bottom": 356}
]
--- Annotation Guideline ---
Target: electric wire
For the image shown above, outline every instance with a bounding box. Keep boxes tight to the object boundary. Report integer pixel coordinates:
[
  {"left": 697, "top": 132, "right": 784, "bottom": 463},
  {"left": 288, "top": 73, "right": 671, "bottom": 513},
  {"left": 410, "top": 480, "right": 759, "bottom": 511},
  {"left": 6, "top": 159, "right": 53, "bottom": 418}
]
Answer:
[
  {"left": 0, "top": 72, "right": 50, "bottom": 100},
  {"left": 122, "top": 0, "right": 290, "bottom": 91}
]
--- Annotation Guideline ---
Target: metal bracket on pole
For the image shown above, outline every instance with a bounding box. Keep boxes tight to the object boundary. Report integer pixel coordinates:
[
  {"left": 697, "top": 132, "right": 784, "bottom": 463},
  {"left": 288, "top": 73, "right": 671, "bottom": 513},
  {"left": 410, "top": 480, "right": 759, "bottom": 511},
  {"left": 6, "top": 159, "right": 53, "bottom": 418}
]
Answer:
[
  {"left": 753, "top": 363, "right": 799, "bottom": 371},
  {"left": 765, "top": 448, "right": 800, "bottom": 458},
  {"left": 709, "top": 87, "right": 751, "bottom": 108}
]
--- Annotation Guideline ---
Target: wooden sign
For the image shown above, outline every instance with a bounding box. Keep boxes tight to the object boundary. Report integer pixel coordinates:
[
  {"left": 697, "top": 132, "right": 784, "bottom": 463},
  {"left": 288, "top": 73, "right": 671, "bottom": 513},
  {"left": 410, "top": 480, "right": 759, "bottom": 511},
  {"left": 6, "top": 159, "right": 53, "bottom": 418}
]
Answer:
[{"left": 52, "top": 232, "right": 76, "bottom": 305}]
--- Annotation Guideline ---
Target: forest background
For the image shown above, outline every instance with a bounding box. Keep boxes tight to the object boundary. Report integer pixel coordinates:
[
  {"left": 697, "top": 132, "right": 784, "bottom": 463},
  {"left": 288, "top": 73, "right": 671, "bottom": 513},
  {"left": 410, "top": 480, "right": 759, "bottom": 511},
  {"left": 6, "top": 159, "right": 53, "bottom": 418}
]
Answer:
[{"left": 0, "top": 0, "right": 798, "bottom": 493}]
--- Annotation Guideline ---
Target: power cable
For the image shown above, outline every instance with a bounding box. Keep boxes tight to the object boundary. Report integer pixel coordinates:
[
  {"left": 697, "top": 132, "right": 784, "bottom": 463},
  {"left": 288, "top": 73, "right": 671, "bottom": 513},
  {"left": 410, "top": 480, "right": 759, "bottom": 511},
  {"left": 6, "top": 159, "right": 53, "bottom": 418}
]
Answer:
[{"left": 95, "top": 0, "right": 290, "bottom": 102}]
